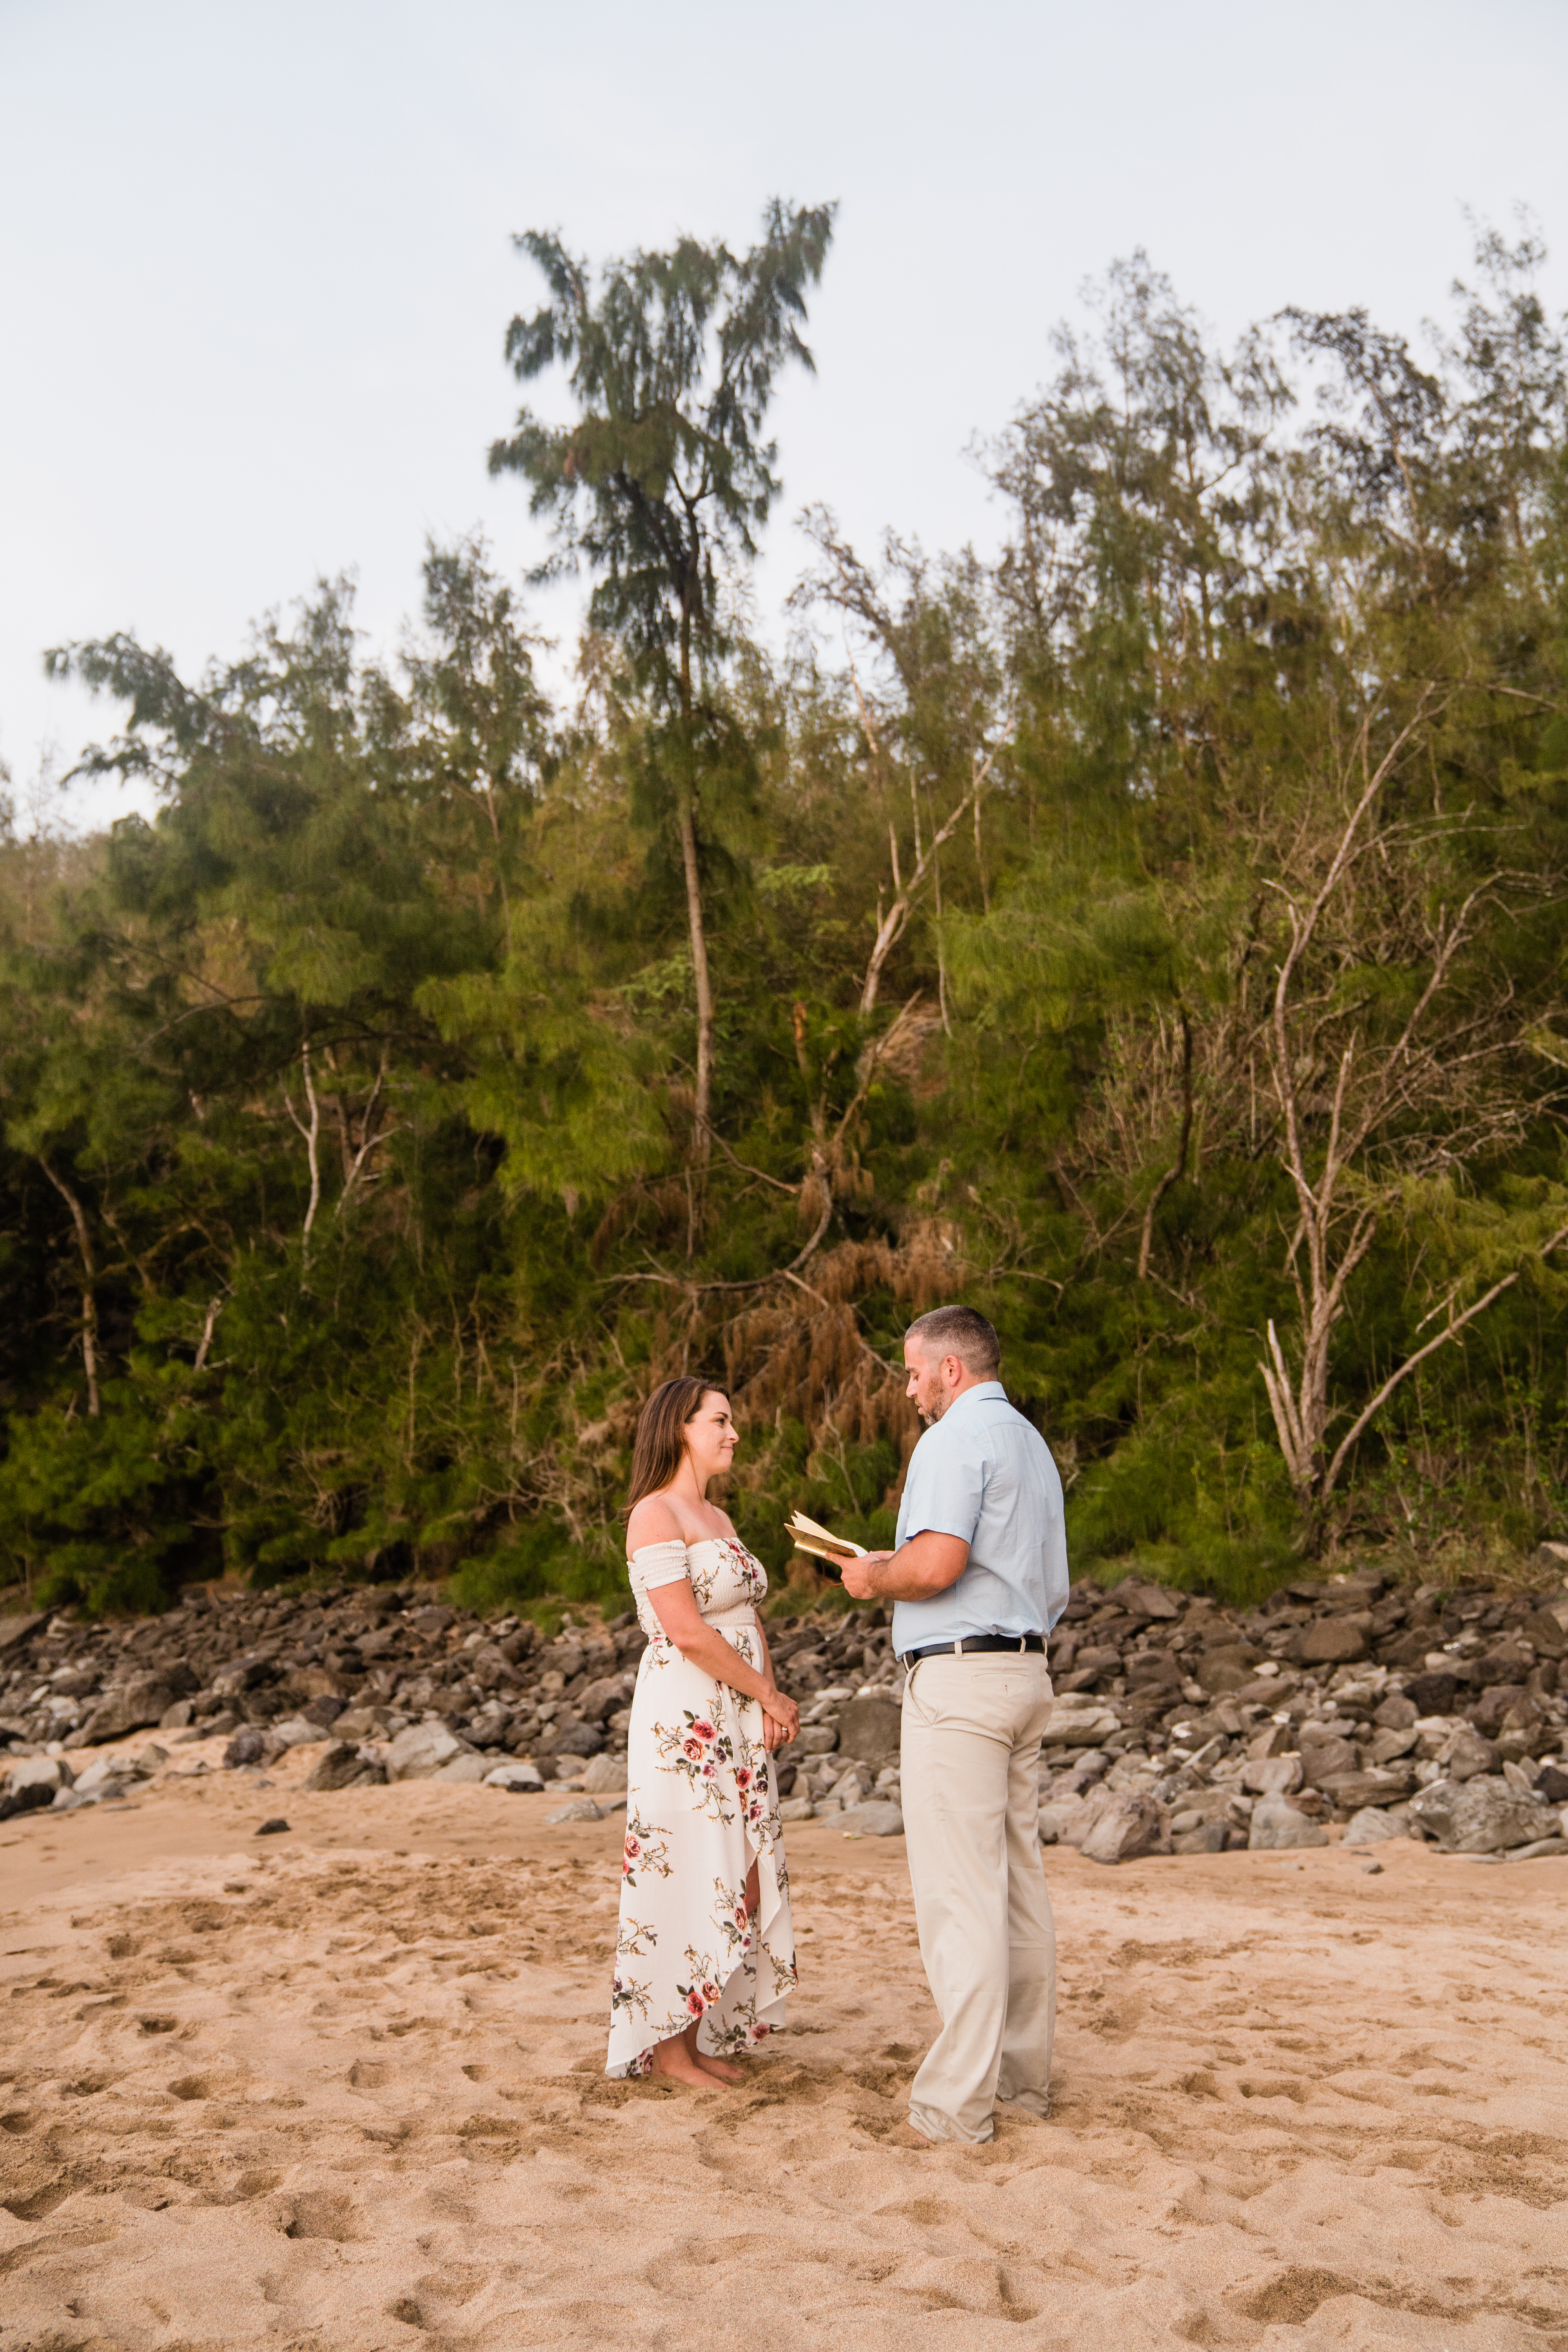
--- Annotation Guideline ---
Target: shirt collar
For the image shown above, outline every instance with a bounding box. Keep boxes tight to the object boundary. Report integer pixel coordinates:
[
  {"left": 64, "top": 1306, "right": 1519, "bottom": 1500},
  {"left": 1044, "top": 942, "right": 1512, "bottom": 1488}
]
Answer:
[{"left": 942, "top": 1379, "right": 1006, "bottom": 1419}]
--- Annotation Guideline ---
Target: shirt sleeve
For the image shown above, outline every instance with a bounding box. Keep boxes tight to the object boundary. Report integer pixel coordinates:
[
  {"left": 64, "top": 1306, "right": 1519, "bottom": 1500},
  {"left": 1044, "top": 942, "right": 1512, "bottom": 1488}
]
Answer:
[{"left": 900, "top": 1428, "right": 986, "bottom": 1547}]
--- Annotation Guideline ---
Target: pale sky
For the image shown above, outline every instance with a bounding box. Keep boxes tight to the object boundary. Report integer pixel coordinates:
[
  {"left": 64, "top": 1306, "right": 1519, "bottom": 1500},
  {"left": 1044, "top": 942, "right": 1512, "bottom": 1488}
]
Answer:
[{"left": 4, "top": 0, "right": 1566, "bottom": 832}]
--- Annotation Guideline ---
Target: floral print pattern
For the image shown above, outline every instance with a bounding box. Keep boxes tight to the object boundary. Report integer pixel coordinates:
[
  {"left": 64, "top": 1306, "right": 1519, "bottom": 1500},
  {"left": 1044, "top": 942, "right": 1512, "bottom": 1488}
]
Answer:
[{"left": 606, "top": 1536, "right": 797, "bottom": 2078}]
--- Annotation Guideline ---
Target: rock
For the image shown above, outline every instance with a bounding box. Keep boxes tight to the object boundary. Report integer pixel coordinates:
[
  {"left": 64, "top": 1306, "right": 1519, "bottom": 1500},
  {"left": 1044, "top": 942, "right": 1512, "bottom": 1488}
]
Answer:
[
  {"left": 80, "top": 1672, "right": 190, "bottom": 1745},
  {"left": 790, "top": 1725, "right": 839, "bottom": 1756},
  {"left": 778, "top": 1795, "right": 816, "bottom": 1822},
  {"left": 1374, "top": 1693, "right": 1418, "bottom": 1730},
  {"left": 73, "top": 1758, "right": 131, "bottom": 1798},
  {"left": 1344, "top": 1806, "right": 1407, "bottom": 1845},
  {"left": 1042, "top": 1702, "right": 1122, "bottom": 1747},
  {"left": 1171, "top": 1820, "right": 1229, "bottom": 1854},
  {"left": 303, "top": 1741, "right": 386, "bottom": 1791},
  {"left": 160, "top": 1700, "right": 194, "bottom": 1730},
  {"left": 300, "top": 1694, "right": 347, "bottom": 1728},
  {"left": 835, "top": 1696, "right": 903, "bottom": 1764},
  {"left": 1520, "top": 1608, "right": 1567, "bottom": 1660},
  {"left": 552, "top": 1720, "right": 606, "bottom": 1759},
  {"left": 1299, "top": 1735, "right": 1360, "bottom": 1784},
  {"left": 544, "top": 1797, "right": 603, "bottom": 1824},
  {"left": 332, "top": 1706, "right": 396, "bottom": 1740},
  {"left": 1241, "top": 1754, "right": 1304, "bottom": 1796},
  {"left": 1537, "top": 1763, "right": 1568, "bottom": 1805},
  {"left": 484, "top": 1762, "right": 544, "bottom": 1792},
  {"left": 265, "top": 1715, "right": 329, "bottom": 1750},
  {"left": 1113, "top": 1579, "right": 1182, "bottom": 1620},
  {"left": 429, "top": 1754, "right": 491, "bottom": 1783},
  {"left": 223, "top": 1728, "right": 267, "bottom": 1768},
  {"left": 1248, "top": 1796, "right": 1330, "bottom": 1850},
  {"left": 1407, "top": 1671, "right": 1458, "bottom": 1716},
  {"left": 1409, "top": 1774, "right": 1551, "bottom": 1853},
  {"left": 1295, "top": 1618, "right": 1369, "bottom": 1666},
  {"left": 1368, "top": 1726, "right": 1419, "bottom": 1764},
  {"left": 1472, "top": 1684, "right": 1528, "bottom": 1739},
  {"left": 0, "top": 1612, "right": 47, "bottom": 1655},
  {"left": 1441, "top": 1728, "right": 1499, "bottom": 1782},
  {"left": 1080, "top": 1792, "right": 1166, "bottom": 1865},
  {"left": 576, "top": 1674, "right": 630, "bottom": 1723},
  {"left": 5, "top": 1755, "right": 73, "bottom": 1796},
  {"left": 837, "top": 1800, "right": 905, "bottom": 1837},
  {"left": 0, "top": 1780, "right": 55, "bottom": 1821},
  {"left": 1194, "top": 1648, "right": 1261, "bottom": 1695},
  {"left": 385, "top": 1721, "right": 472, "bottom": 1780},
  {"left": 255, "top": 1817, "right": 290, "bottom": 1836},
  {"left": 1247, "top": 1721, "right": 1295, "bottom": 1759},
  {"left": 1317, "top": 1768, "right": 1416, "bottom": 1810},
  {"left": 579, "top": 1752, "right": 628, "bottom": 1794}
]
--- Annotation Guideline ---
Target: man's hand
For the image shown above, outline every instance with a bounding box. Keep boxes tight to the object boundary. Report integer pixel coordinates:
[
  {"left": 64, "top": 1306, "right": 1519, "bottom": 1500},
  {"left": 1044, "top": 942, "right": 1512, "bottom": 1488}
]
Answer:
[
  {"left": 840, "top": 1550, "right": 892, "bottom": 1601},
  {"left": 839, "top": 1532, "right": 969, "bottom": 1604}
]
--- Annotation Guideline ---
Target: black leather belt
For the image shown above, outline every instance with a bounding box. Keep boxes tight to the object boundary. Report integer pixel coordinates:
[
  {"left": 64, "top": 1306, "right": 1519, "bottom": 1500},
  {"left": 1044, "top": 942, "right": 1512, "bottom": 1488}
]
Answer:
[{"left": 900, "top": 1634, "right": 1045, "bottom": 1668}]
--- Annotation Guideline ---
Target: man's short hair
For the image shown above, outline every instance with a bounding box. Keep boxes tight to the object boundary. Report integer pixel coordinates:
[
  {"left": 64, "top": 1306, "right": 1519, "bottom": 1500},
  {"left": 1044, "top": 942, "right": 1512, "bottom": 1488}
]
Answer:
[{"left": 906, "top": 1304, "right": 1000, "bottom": 1376}]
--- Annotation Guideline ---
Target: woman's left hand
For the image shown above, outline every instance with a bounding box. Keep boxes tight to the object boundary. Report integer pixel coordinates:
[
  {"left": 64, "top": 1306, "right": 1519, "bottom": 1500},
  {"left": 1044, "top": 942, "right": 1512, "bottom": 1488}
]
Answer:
[{"left": 762, "top": 1709, "right": 794, "bottom": 1753}]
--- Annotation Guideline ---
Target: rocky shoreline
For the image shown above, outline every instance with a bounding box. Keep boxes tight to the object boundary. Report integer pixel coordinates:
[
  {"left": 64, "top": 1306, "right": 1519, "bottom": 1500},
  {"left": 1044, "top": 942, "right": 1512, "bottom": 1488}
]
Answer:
[{"left": 4, "top": 1555, "right": 1568, "bottom": 1861}]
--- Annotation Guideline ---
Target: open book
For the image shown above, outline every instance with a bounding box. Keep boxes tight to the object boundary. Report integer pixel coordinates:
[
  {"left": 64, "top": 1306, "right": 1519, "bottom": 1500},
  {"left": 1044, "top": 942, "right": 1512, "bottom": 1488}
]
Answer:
[{"left": 786, "top": 1510, "right": 867, "bottom": 1578}]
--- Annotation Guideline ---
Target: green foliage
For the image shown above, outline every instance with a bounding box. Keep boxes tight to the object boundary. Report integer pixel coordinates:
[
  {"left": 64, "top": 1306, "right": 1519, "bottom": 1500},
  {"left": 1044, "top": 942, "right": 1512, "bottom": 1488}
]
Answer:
[{"left": 5, "top": 222, "right": 1568, "bottom": 1616}]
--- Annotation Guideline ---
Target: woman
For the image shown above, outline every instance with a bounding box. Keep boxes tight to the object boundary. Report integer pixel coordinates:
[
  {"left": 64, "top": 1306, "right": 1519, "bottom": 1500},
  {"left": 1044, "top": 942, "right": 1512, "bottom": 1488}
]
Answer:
[{"left": 608, "top": 1377, "right": 800, "bottom": 2085}]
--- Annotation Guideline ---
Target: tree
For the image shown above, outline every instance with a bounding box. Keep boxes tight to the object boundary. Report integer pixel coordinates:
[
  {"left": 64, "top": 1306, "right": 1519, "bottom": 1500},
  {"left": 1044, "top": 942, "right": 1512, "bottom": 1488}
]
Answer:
[{"left": 488, "top": 199, "right": 835, "bottom": 1160}]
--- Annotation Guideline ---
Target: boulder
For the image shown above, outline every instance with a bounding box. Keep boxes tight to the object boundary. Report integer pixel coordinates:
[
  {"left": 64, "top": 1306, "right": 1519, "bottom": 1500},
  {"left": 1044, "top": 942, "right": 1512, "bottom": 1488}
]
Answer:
[
  {"left": 303, "top": 1742, "right": 386, "bottom": 1791},
  {"left": 790, "top": 1725, "right": 839, "bottom": 1756},
  {"left": 5, "top": 1755, "right": 73, "bottom": 1796},
  {"left": 484, "top": 1762, "right": 544, "bottom": 1792},
  {"left": 429, "top": 1754, "right": 491, "bottom": 1784},
  {"left": 1441, "top": 1728, "right": 1499, "bottom": 1782},
  {"left": 1080, "top": 1792, "right": 1167, "bottom": 1865},
  {"left": 385, "top": 1721, "right": 470, "bottom": 1780},
  {"left": 778, "top": 1795, "right": 816, "bottom": 1823},
  {"left": 333, "top": 1706, "right": 397, "bottom": 1740},
  {"left": 837, "top": 1800, "right": 905, "bottom": 1837},
  {"left": 835, "top": 1695, "right": 903, "bottom": 1764},
  {"left": 579, "top": 1752, "right": 629, "bottom": 1794},
  {"left": 1316, "top": 1768, "right": 1415, "bottom": 1810},
  {"left": 0, "top": 1780, "right": 54, "bottom": 1821},
  {"left": 74, "top": 1757, "right": 132, "bottom": 1798},
  {"left": 223, "top": 1727, "right": 267, "bottom": 1768},
  {"left": 544, "top": 1797, "right": 603, "bottom": 1824},
  {"left": 576, "top": 1674, "right": 628, "bottom": 1723},
  {"left": 1520, "top": 1608, "right": 1567, "bottom": 1661},
  {"left": 0, "top": 1612, "right": 47, "bottom": 1656},
  {"left": 1368, "top": 1726, "right": 1419, "bottom": 1764},
  {"left": 1472, "top": 1684, "right": 1528, "bottom": 1739},
  {"left": 1194, "top": 1648, "right": 1260, "bottom": 1696},
  {"left": 80, "top": 1671, "right": 191, "bottom": 1745},
  {"left": 1299, "top": 1735, "right": 1360, "bottom": 1784},
  {"left": 1344, "top": 1806, "right": 1407, "bottom": 1845},
  {"left": 1241, "top": 1754, "right": 1304, "bottom": 1797},
  {"left": 1171, "top": 1820, "right": 1229, "bottom": 1854},
  {"left": 552, "top": 1720, "right": 606, "bottom": 1759},
  {"left": 1409, "top": 1774, "right": 1551, "bottom": 1853},
  {"left": 265, "top": 1715, "right": 328, "bottom": 1750},
  {"left": 1374, "top": 1693, "right": 1418, "bottom": 1730},
  {"left": 1537, "top": 1762, "right": 1568, "bottom": 1805},
  {"left": 1407, "top": 1670, "right": 1458, "bottom": 1716},
  {"left": 1247, "top": 1795, "right": 1330, "bottom": 1850},
  {"left": 1294, "top": 1617, "right": 1369, "bottom": 1666},
  {"left": 1042, "top": 1702, "right": 1122, "bottom": 1747}
]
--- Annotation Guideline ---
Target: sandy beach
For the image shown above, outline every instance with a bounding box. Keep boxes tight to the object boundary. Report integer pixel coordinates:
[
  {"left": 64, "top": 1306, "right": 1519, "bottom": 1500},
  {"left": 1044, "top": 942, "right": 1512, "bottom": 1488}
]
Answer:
[{"left": 2, "top": 1736, "right": 1565, "bottom": 2352}]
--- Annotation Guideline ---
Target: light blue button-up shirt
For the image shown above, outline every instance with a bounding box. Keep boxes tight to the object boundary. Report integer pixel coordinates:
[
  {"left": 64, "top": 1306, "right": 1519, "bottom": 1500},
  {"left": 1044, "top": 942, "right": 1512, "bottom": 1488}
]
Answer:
[{"left": 890, "top": 1381, "right": 1070, "bottom": 1657}]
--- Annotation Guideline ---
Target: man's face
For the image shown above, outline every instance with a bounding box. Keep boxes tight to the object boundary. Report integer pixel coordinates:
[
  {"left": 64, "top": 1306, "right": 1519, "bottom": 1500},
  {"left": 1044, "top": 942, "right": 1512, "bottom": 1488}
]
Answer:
[{"left": 904, "top": 1337, "right": 959, "bottom": 1425}]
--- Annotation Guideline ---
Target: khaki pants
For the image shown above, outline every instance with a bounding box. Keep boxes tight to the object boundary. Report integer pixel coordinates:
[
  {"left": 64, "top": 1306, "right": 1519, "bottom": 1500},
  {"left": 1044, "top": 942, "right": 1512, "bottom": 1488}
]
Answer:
[{"left": 900, "top": 1652, "right": 1056, "bottom": 2143}]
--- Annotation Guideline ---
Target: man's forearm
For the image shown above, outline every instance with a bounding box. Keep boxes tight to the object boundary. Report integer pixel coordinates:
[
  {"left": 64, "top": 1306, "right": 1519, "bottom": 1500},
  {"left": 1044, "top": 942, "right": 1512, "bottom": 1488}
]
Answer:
[{"left": 842, "top": 1530, "right": 968, "bottom": 1603}]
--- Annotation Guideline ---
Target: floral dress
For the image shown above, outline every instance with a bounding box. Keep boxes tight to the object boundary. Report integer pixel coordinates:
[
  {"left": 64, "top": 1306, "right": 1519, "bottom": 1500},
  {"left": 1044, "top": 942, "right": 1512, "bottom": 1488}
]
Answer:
[{"left": 607, "top": 1534, "right": 797, "bottom": 2077}]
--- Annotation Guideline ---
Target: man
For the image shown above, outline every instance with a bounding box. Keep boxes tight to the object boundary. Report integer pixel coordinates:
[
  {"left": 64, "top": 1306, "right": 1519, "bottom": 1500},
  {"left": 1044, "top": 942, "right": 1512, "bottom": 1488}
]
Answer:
[{"left": 840, "top": 1304, "right": 1068, "bottom": 2145}]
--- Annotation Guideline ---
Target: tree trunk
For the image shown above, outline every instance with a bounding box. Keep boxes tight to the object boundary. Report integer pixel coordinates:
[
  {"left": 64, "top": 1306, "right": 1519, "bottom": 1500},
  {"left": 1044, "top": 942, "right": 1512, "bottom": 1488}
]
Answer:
[
  {"left": 678, "top": 597, "right": 714, "bottom": 1166},
  {"left": 39, "top": 1159, "right": 100, "bottom": 1417}
]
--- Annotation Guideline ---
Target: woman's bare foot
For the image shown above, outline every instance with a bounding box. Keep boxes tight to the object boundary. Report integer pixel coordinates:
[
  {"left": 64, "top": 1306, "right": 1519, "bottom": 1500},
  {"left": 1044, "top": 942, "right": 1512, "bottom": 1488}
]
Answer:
[
  {"left": 647, "top": 2030, "right": 717, "bottom": 2089},
  {"left": 694, "top": 2049, "right": 744, "bottom": 2084}
]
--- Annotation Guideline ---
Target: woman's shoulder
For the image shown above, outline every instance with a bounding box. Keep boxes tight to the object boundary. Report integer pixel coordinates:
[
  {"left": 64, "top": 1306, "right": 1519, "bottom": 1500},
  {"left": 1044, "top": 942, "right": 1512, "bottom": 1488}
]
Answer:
[{"left": 626, "top": 1493, "right": 686, "bottom": 1555}]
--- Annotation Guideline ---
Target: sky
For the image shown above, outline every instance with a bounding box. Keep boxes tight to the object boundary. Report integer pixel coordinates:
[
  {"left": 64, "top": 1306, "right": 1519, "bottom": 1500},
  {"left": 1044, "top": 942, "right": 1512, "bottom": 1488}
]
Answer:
[{"left": 3, "top": 0, "right": 1567, "bottom": 833}]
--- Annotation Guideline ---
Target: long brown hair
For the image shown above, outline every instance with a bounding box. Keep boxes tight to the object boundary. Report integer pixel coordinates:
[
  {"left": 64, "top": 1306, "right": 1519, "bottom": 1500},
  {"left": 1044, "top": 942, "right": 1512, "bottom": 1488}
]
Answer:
[{"left": 626, "top": 1377, "right": 724, "bottom": 1509}]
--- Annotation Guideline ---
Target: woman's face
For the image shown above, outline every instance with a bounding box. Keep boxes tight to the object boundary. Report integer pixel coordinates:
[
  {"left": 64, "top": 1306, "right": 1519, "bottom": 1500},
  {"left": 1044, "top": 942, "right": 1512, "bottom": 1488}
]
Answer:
[{"left": 682, "top": 1390, "right": 738, "bottom": 1485}]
